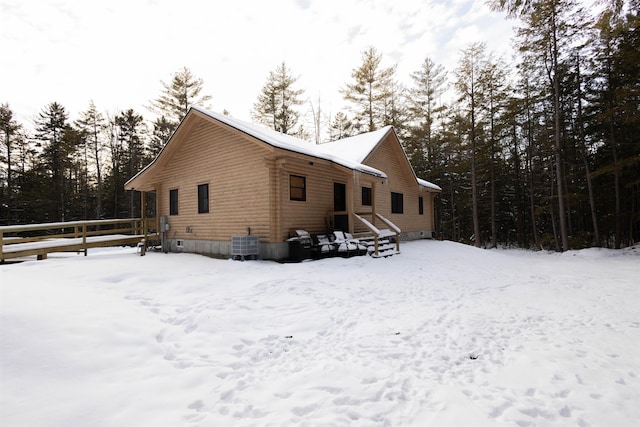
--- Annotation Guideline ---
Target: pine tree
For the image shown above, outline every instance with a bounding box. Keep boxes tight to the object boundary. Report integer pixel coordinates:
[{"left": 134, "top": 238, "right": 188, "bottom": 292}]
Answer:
[
  {"left": 480, "top": 55, "right": 510, "bottom": 248},
  {"left": 75, "top": 101, "right": 106, "bottom": 218},
  {"left": 455, "top": 42, "right": 487, "bottom": 247},
  {"left": 341, "top": 47, "right": 397, "bottom": 131},
  {"left": 588, "top": 0, "right": 640, "bottom": 247},
  {"left": 380, "top": 78, "right": 408, "bottom": 134},
  {"left": 149, "top": 116, "right": 174, "bottom": 157},
  {"left": 440, "top": 106, "right": 473, "bottom": 242},
  {"left": 35, "top": 102, "right": 72, "bottom": 221},
  {"left": 571, "top": 51, "right": 600, "bottom": 246},
  {"left": 406, "top": 57, "right": 448, "bottom": 177},
  {"left": 252, "top": 62, "right": 305, "bottom": 135},
  {"left": 63, "top": 126, "right": 88, "bottom": 220},
  {"left": 0, "top": 103, "right": 21, "bottom": 224},
  {"left": 328, "top": 112, "right": 353, "bottom": 141},
  {"left": 105, "top": 114, "right": 124, "bottom": 218},
  {"left": 116, "top": 109, "right": 147, "bottom": 183},
  {"left": 105, "top": 109, "right": 147, "bottom": 218},
  {"left": 492, "top": 0, "right": 586, "bottom": 251},
  {"left": 149, "top": 66, "right": 212, "bottom": 131}
]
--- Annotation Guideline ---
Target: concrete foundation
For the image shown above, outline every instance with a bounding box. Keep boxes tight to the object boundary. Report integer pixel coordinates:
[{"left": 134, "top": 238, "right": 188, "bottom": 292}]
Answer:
[
  {"left": 168, "top": 238, "right": 288, "bottom": 261},
  {"left": 164, "top": 231, "right": 433, "bottom": 261}
]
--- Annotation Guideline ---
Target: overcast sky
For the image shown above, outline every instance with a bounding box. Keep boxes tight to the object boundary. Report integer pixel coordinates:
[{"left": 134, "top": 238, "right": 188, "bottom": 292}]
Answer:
[{"left": 1, "top": 0, "right": 515, "bottom": 130}]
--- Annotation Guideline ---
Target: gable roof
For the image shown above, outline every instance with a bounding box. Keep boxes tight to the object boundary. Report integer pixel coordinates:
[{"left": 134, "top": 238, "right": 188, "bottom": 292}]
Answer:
[
  {"left": 318, "top": 124, "right": 441, "bottom": 191},
  {"left": 191, "top": 107, "right": 386, "bottom": 178},
  {"left": 314, "top": 126, "right": 393, "bottom": 164},
  {"left": 126, "top": 107, "right": 441, "bottom": 191}
]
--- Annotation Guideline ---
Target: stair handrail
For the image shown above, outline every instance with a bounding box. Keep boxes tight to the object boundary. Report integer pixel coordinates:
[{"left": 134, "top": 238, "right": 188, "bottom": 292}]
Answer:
[
  {"left": 375, "top": 213, "right": 401, "bottom": 252},
  {"left": 353, "top": 213, "right": 381, "bottom": 257},
  {"left": 353, "top": 213, "right": 381, "bottom": 235}
]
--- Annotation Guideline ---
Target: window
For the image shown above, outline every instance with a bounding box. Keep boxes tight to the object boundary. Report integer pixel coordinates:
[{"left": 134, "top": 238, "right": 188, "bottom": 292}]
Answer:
[
  {"left": 362, "top": 187, "right": 372, "bottom": 206},
  {"left": 169, "top": 189, "right": 179, "bottom": 215},
  {"left": 290, "top": 175, "right": 306, "bottom": 201},
  {"left": 391, "top": 192, "right": 404, "bottom": 214},
  {"left": 334, "top": 182, "right": 346, "bottom": 211},
  {"left": 419, "top": 196, "right": 424, "bottom": 215},
  {"left": 197, "top": 183, "right": 209, "bottom": 213}
]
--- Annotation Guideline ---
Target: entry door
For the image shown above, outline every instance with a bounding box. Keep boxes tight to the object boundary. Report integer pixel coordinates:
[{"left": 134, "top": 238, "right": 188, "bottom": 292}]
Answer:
[{"left": 333, "top": 182, "right": 348, "bottom": 231}]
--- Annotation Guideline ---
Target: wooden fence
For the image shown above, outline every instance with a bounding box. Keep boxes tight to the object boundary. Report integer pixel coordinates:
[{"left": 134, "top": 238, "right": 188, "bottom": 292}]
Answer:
[{"left": 0, "top": 218, "right": 159, "bottom": 262}]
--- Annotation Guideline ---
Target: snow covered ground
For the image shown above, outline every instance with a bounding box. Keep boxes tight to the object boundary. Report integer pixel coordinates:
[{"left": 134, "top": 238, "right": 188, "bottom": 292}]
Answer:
[{"left": 1, "top": 240, "right": 639, "bottom": 427}]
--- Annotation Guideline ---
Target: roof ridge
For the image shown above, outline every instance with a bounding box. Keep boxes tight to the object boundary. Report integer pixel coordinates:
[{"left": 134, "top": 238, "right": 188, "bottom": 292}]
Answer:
[{"left": 191, "top": 106, "right": 388, "bottom": 178}]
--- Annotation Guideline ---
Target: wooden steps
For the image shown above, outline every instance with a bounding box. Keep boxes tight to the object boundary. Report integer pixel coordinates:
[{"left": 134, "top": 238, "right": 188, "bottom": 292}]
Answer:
[{"left": 353, "top": 232, "right": 399, "bottom": 258}]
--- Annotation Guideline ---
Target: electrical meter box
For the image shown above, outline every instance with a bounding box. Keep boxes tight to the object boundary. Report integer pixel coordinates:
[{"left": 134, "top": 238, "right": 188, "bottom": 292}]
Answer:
[{"left": 160, "top": 216, "right": 169, "bottom": 232}]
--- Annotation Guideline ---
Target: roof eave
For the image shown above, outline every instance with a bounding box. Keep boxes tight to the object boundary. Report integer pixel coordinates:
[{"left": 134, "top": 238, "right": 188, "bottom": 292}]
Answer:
[{"left": 192, "top": 106, "right": 387, "bottom": 178}]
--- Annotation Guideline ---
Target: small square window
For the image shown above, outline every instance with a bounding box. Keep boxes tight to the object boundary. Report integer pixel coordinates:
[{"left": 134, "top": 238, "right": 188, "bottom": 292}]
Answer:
[
  {"left": 290, "top": 175, "right": 306, "bottom": 201},
  {"left": 198, "top": 183, "right": 209, "bottom": 213},
  {"left": 362, "top": 187, "right": 372, "bottom": 206},
  {"left": 169, "top": 189, "right": 178, "bottom": 215}
]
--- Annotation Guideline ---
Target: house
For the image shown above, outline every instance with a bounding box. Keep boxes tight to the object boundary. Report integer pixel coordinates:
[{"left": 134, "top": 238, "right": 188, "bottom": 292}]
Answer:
[{"left": 124, "top": 107, "right": 441, "bottom": 260}]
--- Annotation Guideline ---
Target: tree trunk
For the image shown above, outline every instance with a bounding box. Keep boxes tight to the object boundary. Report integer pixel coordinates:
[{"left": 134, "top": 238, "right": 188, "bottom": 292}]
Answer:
[
  {"left": 490, "top": 151, "right": 496, "bottom": 248},
  {"left": 575, "top": 54, "right": 600, "bottom": 245},
  {"left": 470, "top": 77, "right": 481, "bottom": 248},
  {"left": 549, "top": 161, "right": 559, "bottom": 251},
  {"left": 490, "top": 100, "right": 497, "bottom": 248},
  {"left": 471, "top": 141, "right": 480, "bottom": 247},
  {"left": 4, "top": 128, "right": 11, "bottom": 225},
  {"left": 613, "top": 144, "right": 621, "bottom": 249},
  {"left": 513, "top": 122, "right": 525, "bottom": 247},
  {"left": 551, "top": 9, "right": 570, "bottom": 251},
  {"left": 93, "top": 124, "right": 103, "bottom": 219}
]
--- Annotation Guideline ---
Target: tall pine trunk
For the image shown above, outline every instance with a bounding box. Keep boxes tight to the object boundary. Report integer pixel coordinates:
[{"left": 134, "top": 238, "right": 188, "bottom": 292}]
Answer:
[
  {"left": 550, "top": 8, "right": 570, "bottom": 251},
  {"left": 471, "top": 100, "right": 481, "bottom": 247},
  {"left": 489, "top": 96, "right": 497, "bottom": 248},
  {"left": 93, "top": 124, "right": 103, "bottom": 219},
  {"left": 575, "top": 54, "right": 600, "bottom": 245}
]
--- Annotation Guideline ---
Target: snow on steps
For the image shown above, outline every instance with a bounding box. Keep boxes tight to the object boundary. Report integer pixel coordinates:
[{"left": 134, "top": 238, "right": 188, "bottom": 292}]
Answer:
[{"left": 354, "top": 231, "right": 399, "bottom": 258}]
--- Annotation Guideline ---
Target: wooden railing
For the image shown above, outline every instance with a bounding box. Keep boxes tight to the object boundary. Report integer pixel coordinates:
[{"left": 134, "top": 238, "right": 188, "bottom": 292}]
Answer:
[
  {"left": 353, "top": 213, "right": 401, "bottom": 256},
  {"left": 375, "top": 213, "right": 401, "bottom": 253},
  {"left": 0, "top": 218, "right": 159, "bottom": 261}
]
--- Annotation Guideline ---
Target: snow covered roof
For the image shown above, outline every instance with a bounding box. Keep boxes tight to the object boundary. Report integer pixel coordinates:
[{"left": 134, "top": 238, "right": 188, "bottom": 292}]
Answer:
[
  {"left": 192, "top": 107, "right": 387, "bottom": 178},
  {"left": 300, "top": 120, "right": 440, "bottom": 191},
  {"left": 126, "top": 107, "right": 441, "bottom": 191},
  {"left": 418, "top": 178, "right": 442, "bottom": 192},
  {"left": 314, "top": 126, "right": 393, "bottom": 164}
]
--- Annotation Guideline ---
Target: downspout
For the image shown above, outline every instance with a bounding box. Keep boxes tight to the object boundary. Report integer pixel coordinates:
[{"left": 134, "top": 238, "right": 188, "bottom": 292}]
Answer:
[
  {"left": 347, "top": 172, "right": 356, "bottom": 234},
  {"left": 372, "top": 180, "right": 378, "bottom": 256},
  {"left": 154, "top": 186, "right": 160, "bottom": 235},
  {"left": 273, "top": 158, "right": 285, "bottom": 246},
  {"left": 372, "top": 181, "right": 377, "bottom": 228},
  {"left": 141, "top": 190, "right": 147, "bottom": 256}
]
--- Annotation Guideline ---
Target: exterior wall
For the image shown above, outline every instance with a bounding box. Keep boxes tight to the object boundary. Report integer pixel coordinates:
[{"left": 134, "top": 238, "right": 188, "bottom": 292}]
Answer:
[
  {"left": 351, "top": 174, "right": 381, "bottom": 235},
  {"left": 363, "top": 134, "right": 436, "bottom": 236},
  {"left": 132, "top": 114, "right": 438, "bottom": 260},
  {"left": 152, "top": 119, "right": 274, "bottom": 253},
  {"left": 276, "top": 156, "right": 352, "bottom": 240}
]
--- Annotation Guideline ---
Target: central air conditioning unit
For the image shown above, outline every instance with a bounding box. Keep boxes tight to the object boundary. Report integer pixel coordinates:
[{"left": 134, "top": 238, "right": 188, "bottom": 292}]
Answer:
[{"left": 231, "top": 235, "right": 259, "bottom": 261}]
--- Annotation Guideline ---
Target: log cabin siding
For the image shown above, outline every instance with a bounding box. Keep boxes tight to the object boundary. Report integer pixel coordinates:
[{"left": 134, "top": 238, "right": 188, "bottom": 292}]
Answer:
[
  {"left": 364, "top": 134, "right": 432, "bottom": 234},
  {"left": 126, "top": 109, "right": 440, "bottom": 258},
  {"left": 352, "top": 174, "right": 379, "bottom": 234},
  {"left": 277, "top": 156, "right": 352, "bottom": 239},
  {"left": 153, "top": 120, "right": 273, "bottom": 242}
]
